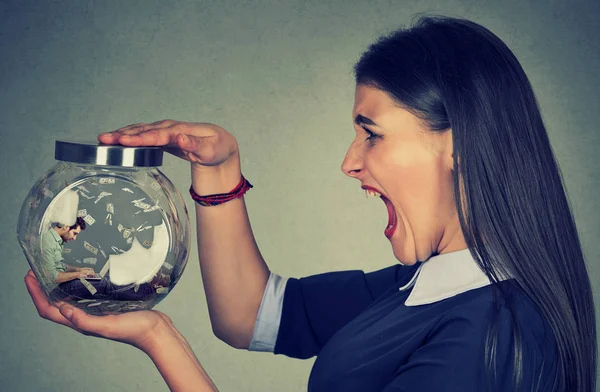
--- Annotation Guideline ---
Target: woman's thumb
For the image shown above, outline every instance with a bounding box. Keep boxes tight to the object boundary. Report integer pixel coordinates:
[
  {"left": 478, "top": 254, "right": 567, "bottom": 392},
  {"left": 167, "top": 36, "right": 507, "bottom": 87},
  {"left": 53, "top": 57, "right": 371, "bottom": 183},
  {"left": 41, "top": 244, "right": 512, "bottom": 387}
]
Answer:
[{"left": 59, "top": 305, "right": 74, "bottom": 320}]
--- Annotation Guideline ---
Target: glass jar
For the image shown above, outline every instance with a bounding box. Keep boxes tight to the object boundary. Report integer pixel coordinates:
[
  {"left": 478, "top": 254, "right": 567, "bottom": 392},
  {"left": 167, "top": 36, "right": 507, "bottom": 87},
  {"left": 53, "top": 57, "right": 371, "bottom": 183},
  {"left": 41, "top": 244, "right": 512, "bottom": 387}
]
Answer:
[{"left": 17, "top": 141, "right": 190, "bottom": 315}]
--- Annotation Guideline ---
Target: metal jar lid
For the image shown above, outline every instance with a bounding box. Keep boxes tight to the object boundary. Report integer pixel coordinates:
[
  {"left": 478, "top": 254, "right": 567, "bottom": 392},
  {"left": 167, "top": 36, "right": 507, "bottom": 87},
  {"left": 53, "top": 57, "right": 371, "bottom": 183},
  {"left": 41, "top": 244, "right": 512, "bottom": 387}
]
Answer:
[{"left": 55, "top": 141, "right": 163, "bottom": 167}]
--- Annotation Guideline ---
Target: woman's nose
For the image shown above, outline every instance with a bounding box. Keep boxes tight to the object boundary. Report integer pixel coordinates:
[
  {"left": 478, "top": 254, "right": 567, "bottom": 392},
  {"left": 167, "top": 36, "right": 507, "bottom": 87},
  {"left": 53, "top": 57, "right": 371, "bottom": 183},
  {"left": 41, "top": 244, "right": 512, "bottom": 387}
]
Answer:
[{"left": 341, "top": 139, "right": 363, "bottom": 178}]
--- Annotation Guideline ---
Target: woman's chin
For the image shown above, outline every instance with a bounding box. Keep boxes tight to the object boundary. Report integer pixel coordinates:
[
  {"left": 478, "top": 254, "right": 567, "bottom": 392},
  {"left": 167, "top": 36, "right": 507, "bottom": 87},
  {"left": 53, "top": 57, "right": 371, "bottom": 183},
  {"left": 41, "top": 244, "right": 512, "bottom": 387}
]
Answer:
[{"left": 391, "top": 243, "right": 419, "bottom": 266}]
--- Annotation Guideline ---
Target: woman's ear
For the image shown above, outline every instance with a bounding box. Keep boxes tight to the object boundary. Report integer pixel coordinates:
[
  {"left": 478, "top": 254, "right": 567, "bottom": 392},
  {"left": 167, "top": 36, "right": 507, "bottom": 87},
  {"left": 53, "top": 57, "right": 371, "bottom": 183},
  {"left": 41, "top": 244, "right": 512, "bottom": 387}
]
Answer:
[{"left": 444, "top": 128, "right": 455, "bottom": 172}]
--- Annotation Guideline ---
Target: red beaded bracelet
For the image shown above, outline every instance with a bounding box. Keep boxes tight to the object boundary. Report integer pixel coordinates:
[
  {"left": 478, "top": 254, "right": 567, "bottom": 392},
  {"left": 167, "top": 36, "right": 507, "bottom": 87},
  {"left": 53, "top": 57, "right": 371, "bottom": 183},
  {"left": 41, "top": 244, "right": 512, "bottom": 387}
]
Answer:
[{"left": 189, "top": 176, "right": 253, "bottom": 207}]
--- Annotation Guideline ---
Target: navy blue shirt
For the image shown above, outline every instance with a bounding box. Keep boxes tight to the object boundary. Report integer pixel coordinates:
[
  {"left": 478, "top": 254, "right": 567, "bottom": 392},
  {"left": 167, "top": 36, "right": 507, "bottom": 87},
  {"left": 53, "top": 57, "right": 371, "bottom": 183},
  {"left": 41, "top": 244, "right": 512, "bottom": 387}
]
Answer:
[{"left": 251, "top": 250, "right": 557, "bottom": 391}]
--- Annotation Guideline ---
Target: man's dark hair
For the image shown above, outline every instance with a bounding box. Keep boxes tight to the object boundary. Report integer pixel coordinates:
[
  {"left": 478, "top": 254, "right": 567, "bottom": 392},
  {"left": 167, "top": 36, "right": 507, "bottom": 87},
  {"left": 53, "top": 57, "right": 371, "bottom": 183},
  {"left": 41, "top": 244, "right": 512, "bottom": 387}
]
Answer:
[
  {"left": 57, "top": 217, "right": 86, "bottom": 231},
  {"left": 71, "top": 216, "right": 86, "bottom": 231}
]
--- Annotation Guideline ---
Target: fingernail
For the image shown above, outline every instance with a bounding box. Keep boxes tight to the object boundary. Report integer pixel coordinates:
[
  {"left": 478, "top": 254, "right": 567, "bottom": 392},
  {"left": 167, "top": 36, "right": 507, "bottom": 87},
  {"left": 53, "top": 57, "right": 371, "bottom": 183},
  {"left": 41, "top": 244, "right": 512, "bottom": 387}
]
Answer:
[{"left": 99, "top": 133, "right": 111, "bottom": 136}]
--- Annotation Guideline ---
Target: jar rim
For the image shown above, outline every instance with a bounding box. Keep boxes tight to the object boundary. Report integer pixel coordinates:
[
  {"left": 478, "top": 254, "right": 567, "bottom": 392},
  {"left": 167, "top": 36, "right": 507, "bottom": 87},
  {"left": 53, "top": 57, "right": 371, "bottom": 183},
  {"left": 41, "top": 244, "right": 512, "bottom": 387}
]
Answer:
[{"left": 55, "top": 140, "right": 163, "bottom": 167}]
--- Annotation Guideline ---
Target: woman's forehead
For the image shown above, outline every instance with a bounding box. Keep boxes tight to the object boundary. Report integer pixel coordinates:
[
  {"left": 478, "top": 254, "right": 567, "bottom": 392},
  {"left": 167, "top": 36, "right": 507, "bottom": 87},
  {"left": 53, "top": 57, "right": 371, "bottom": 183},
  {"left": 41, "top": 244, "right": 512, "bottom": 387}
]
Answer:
[
  {"left": 353, "top": 85, "right": 395, "bottom": 110},
  {"left": 352, "top": 85, "right": 420, "bottom": 128}
]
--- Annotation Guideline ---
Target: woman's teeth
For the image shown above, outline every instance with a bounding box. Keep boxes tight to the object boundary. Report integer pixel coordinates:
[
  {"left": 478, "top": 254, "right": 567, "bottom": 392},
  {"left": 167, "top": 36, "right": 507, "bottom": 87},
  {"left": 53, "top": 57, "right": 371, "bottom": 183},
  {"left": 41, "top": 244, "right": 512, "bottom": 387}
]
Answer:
[{"left": 365, "top": 189, "right": 381, "bottom": 198}]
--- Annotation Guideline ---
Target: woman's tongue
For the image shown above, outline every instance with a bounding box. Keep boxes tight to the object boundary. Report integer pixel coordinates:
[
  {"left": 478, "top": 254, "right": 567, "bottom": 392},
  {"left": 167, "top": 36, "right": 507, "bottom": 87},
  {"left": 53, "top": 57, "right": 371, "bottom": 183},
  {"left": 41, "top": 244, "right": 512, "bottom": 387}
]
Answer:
[{"left": 382, "top": 196, "right": 397, "bottom": 238}]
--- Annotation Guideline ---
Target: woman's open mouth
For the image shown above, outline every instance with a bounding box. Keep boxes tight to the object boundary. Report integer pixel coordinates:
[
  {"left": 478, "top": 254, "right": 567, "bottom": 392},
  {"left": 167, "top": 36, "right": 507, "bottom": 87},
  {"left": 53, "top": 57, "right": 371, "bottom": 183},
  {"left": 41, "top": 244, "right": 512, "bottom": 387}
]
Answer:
[{"left": 362, "top": 186, "right": 397, "bottom": 239}]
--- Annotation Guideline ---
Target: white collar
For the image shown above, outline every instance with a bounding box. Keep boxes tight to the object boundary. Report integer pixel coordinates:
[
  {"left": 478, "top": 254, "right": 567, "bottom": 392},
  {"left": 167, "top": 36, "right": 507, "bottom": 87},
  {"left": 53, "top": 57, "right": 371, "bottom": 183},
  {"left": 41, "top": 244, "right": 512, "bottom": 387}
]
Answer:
[{"left": 400, "top": 249, "right": 493, "bottom": 306}]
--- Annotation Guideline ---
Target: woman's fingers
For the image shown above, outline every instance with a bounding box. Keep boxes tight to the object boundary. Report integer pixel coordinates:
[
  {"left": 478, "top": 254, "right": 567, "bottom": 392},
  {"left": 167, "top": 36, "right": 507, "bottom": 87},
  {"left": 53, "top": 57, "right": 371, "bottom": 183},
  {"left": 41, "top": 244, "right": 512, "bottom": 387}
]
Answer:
[
  {"left": 57, "top": 304, "right": 114, "bottom": 339},
  {"left": 97, "top": 120, "right": 237, "bottom": 167},
  {"left": 58, "top": 307, "right": 161, "bottom": 347},
  {"left": 98, "top": 120, "right": 169, "bottom": 145},
  {"left": 98, "top": 121, "right": 194, "bottom": 147},
  {"left": 24, "top": 270, "right": 103, "bottom": 338},
  {"left": 115, "top": 120, "right": 175, "bottom": 136},
  {"left": 98, "top": 128, "right": 175, "bottom": 147},
  {"left": 24, "top": 272, "right": 75, "bottom": 329}
]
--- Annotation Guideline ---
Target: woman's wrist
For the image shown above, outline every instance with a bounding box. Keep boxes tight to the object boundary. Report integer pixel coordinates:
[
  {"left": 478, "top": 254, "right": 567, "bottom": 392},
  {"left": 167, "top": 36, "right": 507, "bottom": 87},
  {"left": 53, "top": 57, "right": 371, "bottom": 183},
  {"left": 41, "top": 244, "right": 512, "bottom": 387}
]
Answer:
[
  {"left": 190, "top": 155, "right": 242, "bottom": 196},
  {"left": 137, "top": 318, "right": 179, "bottom": 356},
  {"left": 139, "top": 317, "right": 218, "bottom": 391}
]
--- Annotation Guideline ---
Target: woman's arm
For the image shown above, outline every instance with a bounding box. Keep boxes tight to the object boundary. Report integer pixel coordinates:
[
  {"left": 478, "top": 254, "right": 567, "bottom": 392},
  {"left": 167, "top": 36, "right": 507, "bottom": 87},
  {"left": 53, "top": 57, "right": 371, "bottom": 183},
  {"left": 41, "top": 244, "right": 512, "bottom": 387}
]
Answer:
[
  {"left": 192, "top": 159, "right": 270, "bottom": 349},
  {"left": 100, "top": 123, "right": 271, "bottom": 349},
  {"left": 143, "top": 321, "right": 218, "bottom": 392}
]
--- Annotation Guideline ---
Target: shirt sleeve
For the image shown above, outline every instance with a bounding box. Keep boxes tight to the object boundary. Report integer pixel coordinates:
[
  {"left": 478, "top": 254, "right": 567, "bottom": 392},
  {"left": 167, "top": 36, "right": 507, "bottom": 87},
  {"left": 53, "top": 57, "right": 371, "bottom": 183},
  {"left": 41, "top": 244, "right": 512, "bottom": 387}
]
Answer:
[
  {"left": 248, "top": 273, "right": 289, "bottom": 352},
  {"left": 40, "top": 232, "right": 61, "bottom": 282},
  {"left": 249, "top": 263, "right": 419, "bottom": 359}
]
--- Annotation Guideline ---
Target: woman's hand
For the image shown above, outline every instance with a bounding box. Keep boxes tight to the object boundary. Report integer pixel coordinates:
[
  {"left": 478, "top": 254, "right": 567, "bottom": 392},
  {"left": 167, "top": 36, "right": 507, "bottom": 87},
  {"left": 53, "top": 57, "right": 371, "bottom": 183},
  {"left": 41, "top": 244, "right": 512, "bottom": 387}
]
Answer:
[
  {"left": 24, "top": 270, "right": 172, "bottom": 353},
  {"left": 100, "top": 120, "right": 243, "bottom": 195},
  {"left": 98, "top": 120, "right": 239, "bottom": 170},
  {"left": 26, "top": 270, "right": 220, "bottom": 390}
]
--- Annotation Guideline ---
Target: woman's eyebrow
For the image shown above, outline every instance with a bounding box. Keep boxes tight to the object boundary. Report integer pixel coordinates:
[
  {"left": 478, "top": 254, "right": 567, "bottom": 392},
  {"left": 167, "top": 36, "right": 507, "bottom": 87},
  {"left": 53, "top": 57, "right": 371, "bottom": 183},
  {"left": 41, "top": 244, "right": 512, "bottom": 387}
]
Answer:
[{"left": 354, "top": 114, "right": 378, "bottom": 127}]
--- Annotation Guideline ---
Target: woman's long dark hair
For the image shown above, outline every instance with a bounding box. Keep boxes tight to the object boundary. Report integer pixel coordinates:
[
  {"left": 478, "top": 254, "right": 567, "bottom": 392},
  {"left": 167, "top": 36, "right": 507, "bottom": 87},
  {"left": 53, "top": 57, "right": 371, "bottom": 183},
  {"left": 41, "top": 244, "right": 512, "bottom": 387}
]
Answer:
[{"left": 354, "top": 16, "right": 596, "bottom": 391}]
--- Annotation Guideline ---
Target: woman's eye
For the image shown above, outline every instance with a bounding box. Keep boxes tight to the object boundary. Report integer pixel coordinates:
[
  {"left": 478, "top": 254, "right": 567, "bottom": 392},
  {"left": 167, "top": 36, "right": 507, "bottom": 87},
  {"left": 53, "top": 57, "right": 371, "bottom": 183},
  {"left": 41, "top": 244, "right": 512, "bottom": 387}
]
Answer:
[{"left": 362, "top": 127, "right": 380, "bottom": 144}]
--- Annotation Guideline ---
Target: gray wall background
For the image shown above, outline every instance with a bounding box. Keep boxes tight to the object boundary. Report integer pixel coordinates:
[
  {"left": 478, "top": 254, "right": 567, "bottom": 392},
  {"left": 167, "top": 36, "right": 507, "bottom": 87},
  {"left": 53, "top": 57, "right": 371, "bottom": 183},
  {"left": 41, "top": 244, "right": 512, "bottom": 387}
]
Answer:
[{"left": 1, "top": 0, "right": 598, "bottom": 390}]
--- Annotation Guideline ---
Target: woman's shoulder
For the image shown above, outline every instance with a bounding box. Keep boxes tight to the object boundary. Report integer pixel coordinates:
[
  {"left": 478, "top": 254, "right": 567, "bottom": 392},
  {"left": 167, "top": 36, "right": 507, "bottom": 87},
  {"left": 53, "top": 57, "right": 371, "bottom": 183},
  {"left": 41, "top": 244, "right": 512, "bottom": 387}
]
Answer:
[
  {"left": 439, "top": 280, "right": 555, "bottom": 343},
  {"left": 431, "top": 280, "right": 557, "bottom": 389}
]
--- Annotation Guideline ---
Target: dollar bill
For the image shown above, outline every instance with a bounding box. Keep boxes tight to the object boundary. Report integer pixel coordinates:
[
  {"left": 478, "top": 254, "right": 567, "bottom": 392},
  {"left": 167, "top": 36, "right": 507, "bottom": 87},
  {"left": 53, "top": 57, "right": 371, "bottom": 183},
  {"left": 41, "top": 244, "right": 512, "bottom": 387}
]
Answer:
[
  {"left": 54, "top": 162, "right": 70, "bottom": 173},
  {"left": 156, "top": 287, "right": 169, "bottom": 294},
  {"left": 99, "top": 178, "right": 115, "bottom": 184},
  {"left": 150, "top": 181, "right": 161, "bottom": 191},
  {"left": 79, "top": 193, "right": 95, "bottom": 200},
  {"left": 77, "top": 209, "right": 87, "bottom": 217},
  {"left": 99, "top": 260, "right": 110, "bottom": 278},
  {"left": 143, "top": 205, "right": 160, "bottom": 213},
  {"left": 132, "top": 199, "right": 152, "bottom": 210},
  {"left": 94, "top": 191, "right": 112, "bottom": 204},
  {"left": 106, "top": 203, "right": 114, "bottom": 214},
  {"left": 83, "top": 241, "right": 98, "bottom": 255},
  {"left": 83, "top": 214, "right": 96, "bottom": 225},
  {"left": 83, "top": 257, "right": 97, "bottom": 265},
  {"left": 79, "top": 278, "right": 97, "bottom": 295}
]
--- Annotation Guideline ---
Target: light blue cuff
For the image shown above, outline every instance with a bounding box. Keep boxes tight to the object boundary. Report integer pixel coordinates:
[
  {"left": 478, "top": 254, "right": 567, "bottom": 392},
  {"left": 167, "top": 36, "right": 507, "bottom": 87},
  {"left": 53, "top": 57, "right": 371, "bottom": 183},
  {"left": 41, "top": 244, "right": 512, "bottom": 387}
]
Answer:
[{"left": 248, "top": 272, "right": 289, "bottom": 352}]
